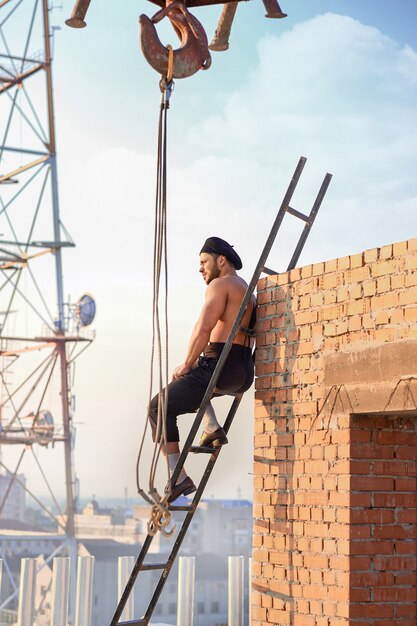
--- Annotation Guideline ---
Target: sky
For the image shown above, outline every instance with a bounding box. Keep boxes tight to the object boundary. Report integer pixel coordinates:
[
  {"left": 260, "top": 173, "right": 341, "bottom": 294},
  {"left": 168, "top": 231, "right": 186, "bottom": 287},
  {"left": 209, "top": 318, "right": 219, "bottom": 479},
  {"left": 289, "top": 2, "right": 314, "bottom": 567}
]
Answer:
[{"left": 1, "top": 0, "right": 417, "bottom": 506}]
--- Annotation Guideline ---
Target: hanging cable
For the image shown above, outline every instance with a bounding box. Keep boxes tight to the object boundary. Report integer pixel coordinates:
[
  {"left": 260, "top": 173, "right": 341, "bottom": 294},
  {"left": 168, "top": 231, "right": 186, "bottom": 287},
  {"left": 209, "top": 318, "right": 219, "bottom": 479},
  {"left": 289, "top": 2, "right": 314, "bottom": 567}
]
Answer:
[{"left": 135, "top": 76, "right": 175, "bottom": 533}]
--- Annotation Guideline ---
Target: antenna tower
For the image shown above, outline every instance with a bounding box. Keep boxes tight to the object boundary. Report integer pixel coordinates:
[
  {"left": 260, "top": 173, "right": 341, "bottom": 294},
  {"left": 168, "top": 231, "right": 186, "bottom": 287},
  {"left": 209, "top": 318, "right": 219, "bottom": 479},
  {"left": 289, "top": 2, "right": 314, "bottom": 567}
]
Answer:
[{"left": 0, "top": 0, "right": 93, "bottom": 619}]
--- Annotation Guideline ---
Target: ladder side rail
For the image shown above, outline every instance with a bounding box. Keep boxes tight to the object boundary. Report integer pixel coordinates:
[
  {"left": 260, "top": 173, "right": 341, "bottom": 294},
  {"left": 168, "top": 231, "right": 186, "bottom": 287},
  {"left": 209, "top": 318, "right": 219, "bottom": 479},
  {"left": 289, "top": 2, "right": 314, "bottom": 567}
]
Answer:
[
  {"left": 222, "top": 393, "right": 243, "bottom": 435},
  {"left": 112, "top": 395, "right": 243, "bottom": 626},
  {"left": 170, "top": 156, "right": 307, "bottom": 487},
  {"left": 286, "top": 172, "right": 332, "bottom": 271}
]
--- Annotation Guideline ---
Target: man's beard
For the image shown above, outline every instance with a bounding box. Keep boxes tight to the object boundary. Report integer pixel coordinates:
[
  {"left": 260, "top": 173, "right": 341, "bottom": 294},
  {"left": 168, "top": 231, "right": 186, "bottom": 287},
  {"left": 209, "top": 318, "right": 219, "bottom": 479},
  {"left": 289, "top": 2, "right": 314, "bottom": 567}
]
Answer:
[{"left": 206, "top": 260, "right": 220, "bottom": 284}]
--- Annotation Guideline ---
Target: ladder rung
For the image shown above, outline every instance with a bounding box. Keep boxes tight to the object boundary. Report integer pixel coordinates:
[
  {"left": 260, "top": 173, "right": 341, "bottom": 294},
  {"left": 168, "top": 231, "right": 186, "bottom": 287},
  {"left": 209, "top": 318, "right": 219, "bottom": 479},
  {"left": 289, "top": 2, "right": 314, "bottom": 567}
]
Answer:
[
  {"left": 118, "top": 620, "right": 146, "bottom": 626},
  {"left": 190, "top": 445, "right": 216, "bottom": 454},
  {"left": 286, "top": 205, "right": 310, "bottom": 222},
  {"left": 262, "top": 266, "right": 278, "bottom": 276},
  {"left": 140, "top": 562, "right": 167, "bottom": 571}
]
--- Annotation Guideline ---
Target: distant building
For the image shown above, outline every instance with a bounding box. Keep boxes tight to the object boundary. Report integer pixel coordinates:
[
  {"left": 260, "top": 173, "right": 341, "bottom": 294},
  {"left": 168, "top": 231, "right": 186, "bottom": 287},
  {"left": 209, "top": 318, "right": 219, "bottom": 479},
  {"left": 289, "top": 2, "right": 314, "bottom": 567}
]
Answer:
[
  {"left": 57, "top": 498, "right": 155, "bottom": 546},
  {"left": 184, "top": 499, "right": 252, "bottom": 558},
  {"left": 0, "top": 471, "right": 26, "bottom": 522},
  {"left": 0, "top": 523, "right": 61, "bottom": 558}
]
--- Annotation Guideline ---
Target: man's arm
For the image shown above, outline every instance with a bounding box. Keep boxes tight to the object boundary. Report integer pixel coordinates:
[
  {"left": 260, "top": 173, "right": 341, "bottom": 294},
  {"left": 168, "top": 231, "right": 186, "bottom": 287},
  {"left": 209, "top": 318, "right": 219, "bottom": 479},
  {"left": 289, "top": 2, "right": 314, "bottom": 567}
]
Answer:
[{"left": 172, "top": 279, "right": 227, "bottom": 379}]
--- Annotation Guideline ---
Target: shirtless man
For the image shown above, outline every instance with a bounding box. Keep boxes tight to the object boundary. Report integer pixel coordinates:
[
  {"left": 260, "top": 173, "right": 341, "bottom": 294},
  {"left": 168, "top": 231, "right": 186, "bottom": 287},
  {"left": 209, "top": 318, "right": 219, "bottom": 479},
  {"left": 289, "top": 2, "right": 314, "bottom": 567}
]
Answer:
[{"left": 148, "top": 236, "right": 255, "bottom": 502}]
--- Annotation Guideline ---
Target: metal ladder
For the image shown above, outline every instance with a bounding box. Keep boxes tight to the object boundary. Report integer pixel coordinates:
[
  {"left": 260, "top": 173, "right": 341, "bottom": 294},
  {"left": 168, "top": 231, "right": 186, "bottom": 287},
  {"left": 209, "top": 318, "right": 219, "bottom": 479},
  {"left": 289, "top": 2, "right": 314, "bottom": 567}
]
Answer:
[{"left": 110, "top": 156, "right": 332, "bottom": 626}]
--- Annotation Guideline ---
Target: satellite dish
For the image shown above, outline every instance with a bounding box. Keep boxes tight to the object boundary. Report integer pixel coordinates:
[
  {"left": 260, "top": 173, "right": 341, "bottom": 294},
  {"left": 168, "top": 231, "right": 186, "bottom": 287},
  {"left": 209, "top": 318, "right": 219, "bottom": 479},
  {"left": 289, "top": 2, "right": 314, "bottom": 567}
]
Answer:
[
  {"left": 32, "top": 409, "right": 54, "bottom": 445},
  {"left": 76, "top": 293, "right": 96, "bottom": 326}
]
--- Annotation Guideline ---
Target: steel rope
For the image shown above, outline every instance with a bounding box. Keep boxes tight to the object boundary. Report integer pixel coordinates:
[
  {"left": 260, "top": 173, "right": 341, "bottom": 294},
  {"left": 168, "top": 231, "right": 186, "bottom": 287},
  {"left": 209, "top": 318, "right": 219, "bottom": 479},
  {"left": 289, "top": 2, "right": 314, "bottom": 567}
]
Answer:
[{"left": 136, "top": 80, "right": 173, "bottom": 509}]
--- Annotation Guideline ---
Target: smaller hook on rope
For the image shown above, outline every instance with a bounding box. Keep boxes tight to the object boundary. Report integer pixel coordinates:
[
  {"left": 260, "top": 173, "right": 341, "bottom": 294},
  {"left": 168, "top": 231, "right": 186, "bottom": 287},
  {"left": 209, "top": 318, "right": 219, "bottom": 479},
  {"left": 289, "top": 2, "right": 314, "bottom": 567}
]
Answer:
[{"left": 148, "top": 497, "right": 176, "bottom": 537}]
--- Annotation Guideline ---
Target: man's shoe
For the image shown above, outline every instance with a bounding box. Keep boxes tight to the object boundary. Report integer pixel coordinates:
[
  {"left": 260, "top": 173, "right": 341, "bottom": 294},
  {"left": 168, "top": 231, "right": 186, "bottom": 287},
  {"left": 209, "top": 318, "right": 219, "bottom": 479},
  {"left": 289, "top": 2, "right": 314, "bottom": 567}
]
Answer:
[
  {"left": 168, "top": 476, "right": 196, "bottom": 503},
  {"left": 199, "top": 428, "right": 228, "bottom": 449}
]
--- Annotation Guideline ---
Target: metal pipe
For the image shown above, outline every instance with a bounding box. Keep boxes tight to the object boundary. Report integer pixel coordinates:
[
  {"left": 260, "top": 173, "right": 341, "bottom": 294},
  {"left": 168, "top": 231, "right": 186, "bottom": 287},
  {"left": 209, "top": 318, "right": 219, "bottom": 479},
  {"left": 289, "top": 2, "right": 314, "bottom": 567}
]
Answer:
[
  {"left": 17, "top": 559, "right": 37, "bottom": 626},
  {"left": 209, "top": 3, "right": 238, "bottom": 52},
  {"left": 228, "top": 556, "right": 244, "bottom": 626},
  {"left": 262, "top": 0, "right": 287, "bottom": 18},
  {"left": 75, "top": 556, "right": 95, "bottom": 626},
  {"left": 117, "top": 557, "right": 134, "bottom": 621},
  {"left": 51, "top": 558, "right": 70, "bottom": 626},
  {"left": 177, "top": 556, "right": 195, "bottom": 626},
  {"left": 65, "top": 0, "right": 92, "bottom": 29}
]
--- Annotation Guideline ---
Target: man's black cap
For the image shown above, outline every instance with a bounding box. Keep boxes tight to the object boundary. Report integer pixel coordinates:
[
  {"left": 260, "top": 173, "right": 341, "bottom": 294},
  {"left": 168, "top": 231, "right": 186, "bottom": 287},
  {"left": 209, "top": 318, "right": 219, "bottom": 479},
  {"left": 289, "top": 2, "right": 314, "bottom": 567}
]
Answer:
[{"left": 200, "top": 236, "right": 242, "bottom": 270}]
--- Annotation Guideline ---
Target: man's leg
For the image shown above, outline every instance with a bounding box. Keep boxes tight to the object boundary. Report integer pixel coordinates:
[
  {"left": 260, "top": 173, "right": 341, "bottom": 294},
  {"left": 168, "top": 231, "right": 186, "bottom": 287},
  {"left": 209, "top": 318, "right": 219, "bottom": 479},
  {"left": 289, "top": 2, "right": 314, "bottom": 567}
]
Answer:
[
  {"left": 148, "top": 395, "right": 193, "bottom": 488},
  {"left": 202, "top": 402, "right": 222, "bottom": 433},
  {"left": 148, "top": 367, "right": 214, "bottom": 501},
  {"left": 166, "top": 441, "right": 189, "bottom": 485},
  {"left": 199, "top": 400, "right": 228, "bottom": 448}
]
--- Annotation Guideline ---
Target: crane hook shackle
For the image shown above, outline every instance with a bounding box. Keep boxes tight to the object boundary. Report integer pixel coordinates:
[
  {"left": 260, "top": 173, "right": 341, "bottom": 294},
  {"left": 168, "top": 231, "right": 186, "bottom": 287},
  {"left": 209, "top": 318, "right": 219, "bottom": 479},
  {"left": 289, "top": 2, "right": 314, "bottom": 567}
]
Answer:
[{"left": 139, "top": 0, "right": 211, "bottom": 80}]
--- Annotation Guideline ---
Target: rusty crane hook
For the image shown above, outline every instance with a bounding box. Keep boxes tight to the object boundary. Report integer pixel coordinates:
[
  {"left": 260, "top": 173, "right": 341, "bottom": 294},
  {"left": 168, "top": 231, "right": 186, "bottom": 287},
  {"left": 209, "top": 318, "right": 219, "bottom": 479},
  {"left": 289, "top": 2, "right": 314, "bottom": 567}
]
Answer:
[{"left": 139, "top": 0, "right": 211, "bottom": 80}]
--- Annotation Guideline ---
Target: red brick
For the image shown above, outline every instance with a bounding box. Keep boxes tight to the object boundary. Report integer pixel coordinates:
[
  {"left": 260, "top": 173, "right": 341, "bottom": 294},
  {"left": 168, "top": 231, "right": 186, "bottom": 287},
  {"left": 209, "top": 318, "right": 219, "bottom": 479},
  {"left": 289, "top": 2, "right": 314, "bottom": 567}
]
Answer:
[
  {"left": 350, "top": 603, "right": 393, "bottom": 618},
  {"left": 374, "top": 492, "right": 417, "bottom": 508},
  {"left": 351, "top": 540, "right": 395, "bottom": 555},
  {"left": 371, "top": 259, "right": 400, "bottom": 277},
  {"left": 351, "top": 509, "right": 394, "bottom": 524},
  {"left": 351, "top": 571, "right": 394, "bottom": 586},
  {"left": 373, "top": 587, "right": 416, "bottom": 602},
  {"left": 376, "top": 430, "right": 415, "bottom": 445},
  {"left": 351, "top": 476, "right": 394, "bottom": 491},
  {"left": 372, "top": 524, "right": 415, "bottom": 539},
  {"left": 405, "top": 306, "right": 417, "bottom": 321}
]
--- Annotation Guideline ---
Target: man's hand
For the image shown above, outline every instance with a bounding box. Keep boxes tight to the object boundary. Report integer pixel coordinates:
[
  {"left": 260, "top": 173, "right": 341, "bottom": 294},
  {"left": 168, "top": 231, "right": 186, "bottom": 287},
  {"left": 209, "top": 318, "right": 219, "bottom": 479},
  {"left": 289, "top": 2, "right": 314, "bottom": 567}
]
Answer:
[{"left": 172, "top": 363, "right": 191, "bottom": 380}]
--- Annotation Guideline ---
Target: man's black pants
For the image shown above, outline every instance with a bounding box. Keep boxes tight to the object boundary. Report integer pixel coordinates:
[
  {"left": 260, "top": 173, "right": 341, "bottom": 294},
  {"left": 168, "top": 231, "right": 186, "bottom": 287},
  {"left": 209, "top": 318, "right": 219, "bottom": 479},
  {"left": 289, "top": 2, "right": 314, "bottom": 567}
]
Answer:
[{"left": 148, "top": 343, "right": 254, "bottom": 442}]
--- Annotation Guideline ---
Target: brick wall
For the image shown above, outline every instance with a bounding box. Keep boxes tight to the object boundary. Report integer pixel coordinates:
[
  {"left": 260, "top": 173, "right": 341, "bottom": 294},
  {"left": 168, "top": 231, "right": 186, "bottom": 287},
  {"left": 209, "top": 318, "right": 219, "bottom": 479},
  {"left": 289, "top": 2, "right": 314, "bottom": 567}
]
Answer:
[{"left": 253, "top": 237, "right": 417, "bottom": 625}]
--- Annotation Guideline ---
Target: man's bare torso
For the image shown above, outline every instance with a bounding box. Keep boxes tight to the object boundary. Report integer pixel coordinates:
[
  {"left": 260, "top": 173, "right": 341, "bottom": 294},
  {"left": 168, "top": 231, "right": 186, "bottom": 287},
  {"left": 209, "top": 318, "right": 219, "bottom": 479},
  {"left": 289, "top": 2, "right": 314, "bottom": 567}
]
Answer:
[{"left": 208, "top": 275, "right": 255, "bottom": 346}]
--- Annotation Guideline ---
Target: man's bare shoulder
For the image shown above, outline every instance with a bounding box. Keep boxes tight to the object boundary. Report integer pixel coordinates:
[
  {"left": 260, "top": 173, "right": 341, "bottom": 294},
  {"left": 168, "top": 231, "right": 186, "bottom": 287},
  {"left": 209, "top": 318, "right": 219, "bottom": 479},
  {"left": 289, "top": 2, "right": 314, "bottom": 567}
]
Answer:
[
  {"left": 205, "top": 276, "right": 229, "bottom": 294},
  {"left": 207, "top": 275, "right": 247, "bottom": 294},
  {"left": 225, "top": 274, "right": 248, "bottom": 290}
]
